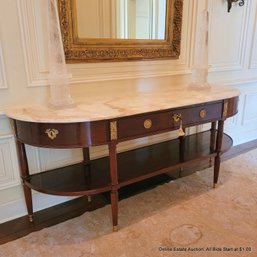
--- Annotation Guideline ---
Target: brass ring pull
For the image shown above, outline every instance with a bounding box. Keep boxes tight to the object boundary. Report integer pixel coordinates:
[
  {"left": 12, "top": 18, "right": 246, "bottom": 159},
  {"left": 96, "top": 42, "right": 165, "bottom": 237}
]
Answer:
[
  {"left": 144, "top": 119, "right": 152, "bottom": 129},
  {"left": 172, "top": 113, "right": 182, "bottom": 123},
  {"left": 199, "top": 109, "right": 207, "bottom": 118},
  {"left": 45, "top": 129, "right": 59, "bottom": 140}
]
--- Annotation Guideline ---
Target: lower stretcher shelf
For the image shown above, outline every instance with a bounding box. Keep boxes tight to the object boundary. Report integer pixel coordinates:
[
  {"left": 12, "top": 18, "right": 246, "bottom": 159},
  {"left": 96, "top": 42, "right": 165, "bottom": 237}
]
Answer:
[{"left": 25, "top": 131, "right": 232, "bottom": 196}]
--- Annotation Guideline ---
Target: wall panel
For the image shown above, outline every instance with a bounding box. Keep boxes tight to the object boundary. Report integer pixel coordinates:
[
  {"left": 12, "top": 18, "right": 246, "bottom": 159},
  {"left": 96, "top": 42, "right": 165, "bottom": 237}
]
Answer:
[
  {"left": 208, "top": 0, "right": 250, "bottom": 71},
  {"left": 224, "top": 82, "right": 257, "bottom": 145},
  {"left": 0, "top": 41, "right": 7, "bottom": 89},
  {"left": 0, "top": 136, "right": 20, "bottom": 190},
  {"left": 17, "top": 0, "right": 49, "bottom": 87},
  {"left": 250, "top": 7, "right": 257, "bottom": 68},
  {"left": 17, "top": 0, "right": 196, "bottom": 85},
  {"left": 242, "top": 93, "right": 257, "bottom": 126}
]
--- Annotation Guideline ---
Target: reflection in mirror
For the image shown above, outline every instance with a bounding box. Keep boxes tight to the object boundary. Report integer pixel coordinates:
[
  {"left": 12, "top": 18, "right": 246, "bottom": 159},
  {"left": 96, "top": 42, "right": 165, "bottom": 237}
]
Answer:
[{"left": 76, "top": 0, "right": 167, "bottom": 40}]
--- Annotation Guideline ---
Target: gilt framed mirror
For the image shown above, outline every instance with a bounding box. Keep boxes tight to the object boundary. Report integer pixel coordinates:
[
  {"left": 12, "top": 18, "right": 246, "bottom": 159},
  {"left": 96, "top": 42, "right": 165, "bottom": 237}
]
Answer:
[{"left": 58, "top": 0, "right": 183, "bottom": 62}]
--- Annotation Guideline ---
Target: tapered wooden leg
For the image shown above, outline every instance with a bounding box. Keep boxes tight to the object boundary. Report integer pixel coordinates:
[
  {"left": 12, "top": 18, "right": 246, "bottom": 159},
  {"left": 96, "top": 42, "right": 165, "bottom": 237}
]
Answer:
[
  {"left": 82, "top": 147, "right": 93, "bottom": 204},
  {"left": 83, "top": 147, "right": 90, "bottom": 164},
  {"left": 209, "top": 122, "right": 217, "bottom": 167},
  {"left": 108, "top": 142, "right": 119, "bottom": 231},
  {"left": 16, "top": 141, "right": 33, "bottom": 222},
  {"left": 209, "top": 157, "right": 212, "bottom": 167},
  {"left": 210, "top": 121, "right": 217, "bottom": 152},
  {"left": 213, "top": 120, "right": 224, "bottom": 188},
  {"left": 82, "top": 147, "right": 92, "bottom": 179},
  {"left": 179, "top": 131, "right": 185, "bottom": 177},
  {"left": 111, "top": 190, "right": 118, "bottom": 231}
]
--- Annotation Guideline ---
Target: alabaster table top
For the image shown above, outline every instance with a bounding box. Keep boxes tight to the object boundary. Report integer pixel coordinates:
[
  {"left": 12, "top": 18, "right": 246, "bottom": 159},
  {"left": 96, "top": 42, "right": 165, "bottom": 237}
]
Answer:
[{"left": 5, "top": 76, "right": 240, "bottom": 123}]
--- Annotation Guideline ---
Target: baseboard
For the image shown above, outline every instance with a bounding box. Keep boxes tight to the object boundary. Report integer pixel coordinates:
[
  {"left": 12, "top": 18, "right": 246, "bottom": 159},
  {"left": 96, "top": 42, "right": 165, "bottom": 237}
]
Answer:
[{"left": 0, "top": 192, "right": 76, "bottom": 224}]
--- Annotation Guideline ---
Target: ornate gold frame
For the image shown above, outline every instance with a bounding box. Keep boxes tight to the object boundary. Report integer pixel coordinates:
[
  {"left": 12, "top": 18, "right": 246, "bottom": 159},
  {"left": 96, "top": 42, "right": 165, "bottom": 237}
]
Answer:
[{"left": 58, "top": 0, "right": 183, "bottom": 62}]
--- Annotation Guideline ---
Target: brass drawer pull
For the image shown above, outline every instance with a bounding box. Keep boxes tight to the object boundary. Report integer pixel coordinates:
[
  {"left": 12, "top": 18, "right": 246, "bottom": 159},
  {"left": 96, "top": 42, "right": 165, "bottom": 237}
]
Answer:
[
  {"left": 172, "top": 113, "right": 185, "bottom": 136},
  {"left": 144, "top": 119, "right": 152, "bottom": 129},
  {"left": 199, "top": 109, "right": 207, "bottom": 118},
  {"left": 45, "top": 129, "right": 59, "bottom": 140},
  {"left": 172, "top": 113, "right": 182, "bottom": 123}
]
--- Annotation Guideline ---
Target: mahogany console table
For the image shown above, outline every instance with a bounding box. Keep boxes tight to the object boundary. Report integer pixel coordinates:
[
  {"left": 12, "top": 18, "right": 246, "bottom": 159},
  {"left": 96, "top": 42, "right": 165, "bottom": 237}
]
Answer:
[{"left": 6, "top": 78, "right": 239, "bottom": 231}]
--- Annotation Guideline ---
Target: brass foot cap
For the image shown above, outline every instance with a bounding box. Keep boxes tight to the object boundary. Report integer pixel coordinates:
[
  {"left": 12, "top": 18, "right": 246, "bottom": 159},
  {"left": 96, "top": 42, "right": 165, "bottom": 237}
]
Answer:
[
  {"left": 213, "top": 183, "right": 217, "bottom": 188},
  {"left": 113, "top": 226, "right": 118, "bottom": 232},
  {"left": 87, "top": 196, "right": 92, "bottom": 202},
  {"left": 28, "top": 215, "right": 34, "bottom": 222}
]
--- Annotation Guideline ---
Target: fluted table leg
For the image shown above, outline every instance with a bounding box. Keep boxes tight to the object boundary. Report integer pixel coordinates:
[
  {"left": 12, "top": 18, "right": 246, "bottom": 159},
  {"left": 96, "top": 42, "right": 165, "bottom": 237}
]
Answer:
[
  {"left": 16, "top": 141, "right": 33, "bottom": 222},
  {"left": 214, "top": 120, "right": 224, "bottom": 188},
  {"left": 108, "top": 142, "right": 119, "bottom": 231}
]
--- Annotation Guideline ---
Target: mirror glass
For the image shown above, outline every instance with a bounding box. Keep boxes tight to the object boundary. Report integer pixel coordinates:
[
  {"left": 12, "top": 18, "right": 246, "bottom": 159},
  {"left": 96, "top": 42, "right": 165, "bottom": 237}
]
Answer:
[{"left": 76, "top": 0, "right": 167, "bottom": 40}]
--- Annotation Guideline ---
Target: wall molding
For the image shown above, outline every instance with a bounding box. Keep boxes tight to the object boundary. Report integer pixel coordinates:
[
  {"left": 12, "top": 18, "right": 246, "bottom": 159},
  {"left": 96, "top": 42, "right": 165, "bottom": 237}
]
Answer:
[
  {"left": 212, "top": 76, "right": 257, "bottom": 86},
  {"left": 0, "top": 114, "right": 12, "bottom": 136},
  {"left": 17, "top": 0, "right": 197, "bottom": 86},
  {"left": 241, "top": 92, "right": 257, "bottom": 126},
  {"left": 17, "top": 0, "right": 49, "bottom": 87},
  {"left": 208, "top": 0, "right": 251, "bottom": 72},
  {"left": 0, "top": 41, "right": 8, "bottom": 89},
  {"left": 0, "top": 135, "right": 20, "bottom": 190},
  {"left": 0, "top": 192, "right": 76, "bottom": 224},
  {"left": 250, "top": 6, "right": 257, "bottom": 69},
  {"left": 69, "top": 0, "right": 196, "bottom": 84},
  {"left": 25, "top": 145, "right": 41, "bottom": 174},
  {"left": 17, "top": 0, "right": 255, "bottom": 85}
]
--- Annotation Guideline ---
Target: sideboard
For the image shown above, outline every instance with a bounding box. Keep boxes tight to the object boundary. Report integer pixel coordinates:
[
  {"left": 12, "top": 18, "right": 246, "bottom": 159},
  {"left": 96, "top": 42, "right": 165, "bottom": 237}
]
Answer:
[{"left": 6, "top": 77, "right": 239, "bottom": 231}]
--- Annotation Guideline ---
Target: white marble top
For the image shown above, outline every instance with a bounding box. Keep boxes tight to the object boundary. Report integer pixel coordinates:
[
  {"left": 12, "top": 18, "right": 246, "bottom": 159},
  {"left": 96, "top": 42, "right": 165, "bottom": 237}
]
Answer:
[{"left": 5, "top": 76, "right": 240, "bottom": 123}]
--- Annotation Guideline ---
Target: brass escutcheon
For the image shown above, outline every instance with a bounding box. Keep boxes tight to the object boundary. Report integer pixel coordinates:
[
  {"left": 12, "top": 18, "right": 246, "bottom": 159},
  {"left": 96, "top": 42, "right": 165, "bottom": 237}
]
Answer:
[
  {"left": 45, "top": 129, "right": 59, "bottom": 140},
  {"left": 144, "top": 119, "right": 152, "bottom": 129},
  {"left": 172, "top": 113, "right": 182, "bottom": 123},
  {"left": 199, "top": 109, "right": 207, "bottom": 118}
]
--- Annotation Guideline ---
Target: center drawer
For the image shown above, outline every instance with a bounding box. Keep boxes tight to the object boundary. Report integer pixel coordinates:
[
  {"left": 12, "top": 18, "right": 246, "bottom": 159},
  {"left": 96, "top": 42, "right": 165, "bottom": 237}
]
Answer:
[
  {"left": 117, "top": 111, "right": 173, "bottom": 140},
  {"left": 116, "top": 101, "right": 223, "bottom": 141}
]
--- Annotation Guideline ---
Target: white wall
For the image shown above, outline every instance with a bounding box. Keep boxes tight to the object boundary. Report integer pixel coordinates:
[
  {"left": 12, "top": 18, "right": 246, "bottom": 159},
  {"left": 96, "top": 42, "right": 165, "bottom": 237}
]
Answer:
[{"left": 0, "top": 0, "right": 257, "bottom": 223}]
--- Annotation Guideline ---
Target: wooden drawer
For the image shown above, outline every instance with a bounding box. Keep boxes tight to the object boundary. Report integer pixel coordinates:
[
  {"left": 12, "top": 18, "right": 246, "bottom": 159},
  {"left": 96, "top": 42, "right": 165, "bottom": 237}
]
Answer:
[
  {"left": 174, "top": 102, "right": 223, "bottom": 127},
  {"left": 14, "top": 120, "right": 108, "bottom": 148},
  {"left": 116, "top": 101, "right": 223, "bottom": 141},
  {"left": 117, "top": 111, "right": 173, "bottom": 140}
]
